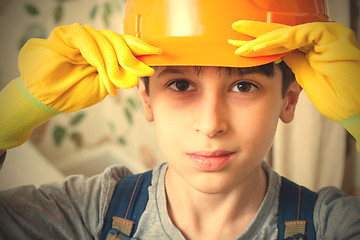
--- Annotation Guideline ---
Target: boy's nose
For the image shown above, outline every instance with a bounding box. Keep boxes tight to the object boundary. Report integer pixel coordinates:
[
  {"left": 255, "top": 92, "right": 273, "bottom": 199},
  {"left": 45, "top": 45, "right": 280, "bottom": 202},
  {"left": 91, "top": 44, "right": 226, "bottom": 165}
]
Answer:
[{"left": 193, "top": 94, "right": 228, "bottom": 138}]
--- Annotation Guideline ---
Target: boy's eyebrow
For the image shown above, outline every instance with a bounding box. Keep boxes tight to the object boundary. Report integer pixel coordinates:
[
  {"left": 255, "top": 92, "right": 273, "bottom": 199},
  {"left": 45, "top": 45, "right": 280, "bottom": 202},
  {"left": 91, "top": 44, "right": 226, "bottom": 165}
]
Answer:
[{"left": 221, "top": 66, "right": 275, "bottom": 78}]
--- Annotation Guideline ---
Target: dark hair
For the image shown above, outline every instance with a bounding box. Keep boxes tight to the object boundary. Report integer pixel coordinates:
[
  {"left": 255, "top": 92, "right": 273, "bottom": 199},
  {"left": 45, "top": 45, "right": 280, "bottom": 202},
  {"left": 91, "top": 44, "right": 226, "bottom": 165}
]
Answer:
[
  {"left": 278, "top": 61, "right": 296, "bottom": 98},
  {"left": 141, "top": 61, "right": 295, "bottom": 98}
]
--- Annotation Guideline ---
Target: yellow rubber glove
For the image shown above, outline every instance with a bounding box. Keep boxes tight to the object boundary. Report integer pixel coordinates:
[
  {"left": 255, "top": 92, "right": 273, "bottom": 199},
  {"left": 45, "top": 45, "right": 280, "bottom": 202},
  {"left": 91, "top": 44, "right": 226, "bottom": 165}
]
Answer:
[
  {"left": 228, "top": 21, "right": 360, "bottom": 151},
  {"left": 0, "top": 23, "right": 162, "bottom": 149}
]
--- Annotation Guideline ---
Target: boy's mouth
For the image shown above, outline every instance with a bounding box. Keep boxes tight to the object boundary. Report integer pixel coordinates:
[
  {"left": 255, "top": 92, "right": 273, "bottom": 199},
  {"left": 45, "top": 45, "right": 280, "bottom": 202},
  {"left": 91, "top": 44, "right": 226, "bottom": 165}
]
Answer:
[{"left": 186, "top": 151, "right": 235, "bottom": 171}]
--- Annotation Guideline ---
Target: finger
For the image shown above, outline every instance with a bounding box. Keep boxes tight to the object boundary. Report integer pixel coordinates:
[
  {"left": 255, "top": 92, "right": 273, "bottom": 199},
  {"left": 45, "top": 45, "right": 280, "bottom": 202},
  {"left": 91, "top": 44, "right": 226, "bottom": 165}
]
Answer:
[
  {"left": 106, "top": 32, "right": 156, "bottom": 76},
  {"left": 122, "top": 34, "right": 163, "bottom": 56},
  {"left": 282, "top": 52, "right": 313, "bottom": 87},
  {"left": 109, "top": 71, "right": 140, "bottom": 90},
  {"left": 232, "top": 20, "right": 287, "bottom": 37},
  {"left": 253, "top": 42, "right": 291, "bottom": 55},
  {"left": 234, "top": 43, "right": 257, "bottom": 56},
  {"left": 228, "top": 39, "right": 249, "bottom": 47},
  {"left": 100, "top": 31, "right": 158, "bottom": 77},
  {"left": 99, "top": 31, "right": 148, "bottom": 89},
  {"left": 80, "top": 25, "right": 119, "bottom": 95}
]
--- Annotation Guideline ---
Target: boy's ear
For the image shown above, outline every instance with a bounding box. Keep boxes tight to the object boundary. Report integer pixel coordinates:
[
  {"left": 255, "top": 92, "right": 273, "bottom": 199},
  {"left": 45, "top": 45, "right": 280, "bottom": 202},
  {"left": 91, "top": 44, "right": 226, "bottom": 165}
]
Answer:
[
  {"left": 280, "top": 80, "right": 302, "bottom": 123},
  {"left": 137, "top": 79, "right": 154, "bottom": 122}
]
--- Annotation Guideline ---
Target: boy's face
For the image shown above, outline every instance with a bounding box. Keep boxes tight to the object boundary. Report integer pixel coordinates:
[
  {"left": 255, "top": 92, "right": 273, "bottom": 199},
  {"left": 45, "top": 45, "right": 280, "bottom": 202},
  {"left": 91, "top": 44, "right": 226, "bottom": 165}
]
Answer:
[{"left": 138, "top": 66, "right": 300, "bottom": 194}]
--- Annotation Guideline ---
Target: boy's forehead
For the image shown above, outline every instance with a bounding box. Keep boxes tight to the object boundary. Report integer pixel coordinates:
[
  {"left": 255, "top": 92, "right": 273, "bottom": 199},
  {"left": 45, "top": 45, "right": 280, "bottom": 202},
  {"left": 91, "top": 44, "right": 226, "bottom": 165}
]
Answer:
[
  {"left": 155, "top": 66, "right": 206, "bottom": 77},
  {"left": 153, "top": 65, "right": 276, "bottom": 78}
]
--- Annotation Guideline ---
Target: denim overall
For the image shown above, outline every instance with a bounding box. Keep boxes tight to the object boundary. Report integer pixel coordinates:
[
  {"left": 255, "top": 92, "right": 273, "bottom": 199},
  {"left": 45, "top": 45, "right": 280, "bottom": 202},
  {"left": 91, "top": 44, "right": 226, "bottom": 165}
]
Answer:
[{"left": 100, "top": 171, "right": 317, "bottom": 240}]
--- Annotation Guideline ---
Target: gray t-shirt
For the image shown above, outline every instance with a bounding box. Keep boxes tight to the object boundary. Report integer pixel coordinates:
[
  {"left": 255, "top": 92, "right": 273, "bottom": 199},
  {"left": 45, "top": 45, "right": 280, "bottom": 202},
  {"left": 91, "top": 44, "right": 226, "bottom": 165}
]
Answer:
[{"left": 0, "top": 162, "right": 359, "bottom": 239}]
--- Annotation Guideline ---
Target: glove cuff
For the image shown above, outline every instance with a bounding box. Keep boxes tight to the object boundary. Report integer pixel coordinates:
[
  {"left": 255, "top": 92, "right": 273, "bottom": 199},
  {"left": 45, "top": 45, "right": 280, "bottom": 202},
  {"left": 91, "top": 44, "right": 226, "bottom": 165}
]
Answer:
[
  {"left": 0, "top": 78, "right": 60, "bottom": 149},
  {"left": 339, "top": 113, "right": 360, "bottom": 152}
]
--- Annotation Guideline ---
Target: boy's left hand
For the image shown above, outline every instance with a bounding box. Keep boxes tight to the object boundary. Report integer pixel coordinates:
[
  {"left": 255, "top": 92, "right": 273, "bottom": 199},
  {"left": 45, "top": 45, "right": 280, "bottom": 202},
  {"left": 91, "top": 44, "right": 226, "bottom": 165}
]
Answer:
[{"left": 229, "top": 20, "right": 360, "bottom": 151}]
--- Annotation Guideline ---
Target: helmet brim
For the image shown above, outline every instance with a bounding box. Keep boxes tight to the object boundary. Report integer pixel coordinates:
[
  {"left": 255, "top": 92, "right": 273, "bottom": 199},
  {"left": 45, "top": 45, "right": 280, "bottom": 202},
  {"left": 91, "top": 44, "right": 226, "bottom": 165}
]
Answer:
[{"left": 138, "top": 36, "right": 287, "bottom": 69}]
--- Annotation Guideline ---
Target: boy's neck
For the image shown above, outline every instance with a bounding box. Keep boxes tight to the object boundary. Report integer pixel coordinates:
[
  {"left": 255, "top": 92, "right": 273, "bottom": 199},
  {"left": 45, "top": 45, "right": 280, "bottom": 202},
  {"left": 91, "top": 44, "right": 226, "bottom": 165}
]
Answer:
[{"left": 164, "top": 164, "right": 268, "bottom": 240}]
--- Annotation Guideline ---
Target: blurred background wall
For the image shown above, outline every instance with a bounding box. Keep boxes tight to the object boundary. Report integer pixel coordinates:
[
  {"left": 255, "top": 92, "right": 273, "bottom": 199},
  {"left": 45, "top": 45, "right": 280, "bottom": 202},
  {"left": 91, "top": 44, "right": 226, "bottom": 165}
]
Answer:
[{"left": 0, "top": 0, "right": 359, "bottom": 196}]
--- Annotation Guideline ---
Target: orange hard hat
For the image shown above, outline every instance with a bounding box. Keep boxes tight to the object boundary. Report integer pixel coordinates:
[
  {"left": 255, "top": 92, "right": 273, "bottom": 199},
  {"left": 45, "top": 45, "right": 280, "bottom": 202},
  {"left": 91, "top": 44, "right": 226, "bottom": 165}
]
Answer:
[{"left": 123, "top": 0, "right": 329, "bottom": 68}]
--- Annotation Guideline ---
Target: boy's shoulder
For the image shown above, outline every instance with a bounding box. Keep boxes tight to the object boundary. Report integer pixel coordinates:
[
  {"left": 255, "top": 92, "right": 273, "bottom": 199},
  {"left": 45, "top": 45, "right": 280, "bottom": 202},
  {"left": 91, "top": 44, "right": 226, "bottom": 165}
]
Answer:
[
  {"left": 264, "top": 163, "right": 360, "bottom": 239},
  {"left": 314, "top": 186, "right": 360, "bottom": 239}
]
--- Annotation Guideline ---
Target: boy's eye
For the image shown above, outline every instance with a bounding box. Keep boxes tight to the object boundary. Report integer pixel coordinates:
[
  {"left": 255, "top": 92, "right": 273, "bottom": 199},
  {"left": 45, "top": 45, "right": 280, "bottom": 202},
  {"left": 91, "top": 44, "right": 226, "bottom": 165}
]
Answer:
[
  {"left": 232, "top": 81, "right": 258, "bottom": 93},
  {"left": 168, "top": 80, "right": 195, "bottom": 92}
]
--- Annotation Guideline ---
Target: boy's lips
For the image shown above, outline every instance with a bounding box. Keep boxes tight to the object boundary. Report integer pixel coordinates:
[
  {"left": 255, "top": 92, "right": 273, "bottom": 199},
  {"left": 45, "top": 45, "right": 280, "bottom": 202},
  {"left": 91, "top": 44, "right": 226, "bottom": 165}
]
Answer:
[{"left": 186, "top": 151, "right": 235, "bottom": 171}]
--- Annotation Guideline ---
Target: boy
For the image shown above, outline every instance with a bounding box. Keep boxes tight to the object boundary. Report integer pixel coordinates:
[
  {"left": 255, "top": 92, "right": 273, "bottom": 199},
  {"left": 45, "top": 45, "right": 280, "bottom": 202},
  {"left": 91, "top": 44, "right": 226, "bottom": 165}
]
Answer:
[{"left": 0, "top": 0, "right": 360, "bottom": 239}]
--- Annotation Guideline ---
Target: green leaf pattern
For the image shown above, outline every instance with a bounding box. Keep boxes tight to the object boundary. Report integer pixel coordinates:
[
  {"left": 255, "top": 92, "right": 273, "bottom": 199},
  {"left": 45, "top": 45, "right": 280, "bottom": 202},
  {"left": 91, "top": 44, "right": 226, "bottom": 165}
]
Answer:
[
  {"left": 52, "top": 112, "right": 87, "bottom": 148},
  {"left": 90, "top": 4, "right": 99, "bottom": 19},
  {"left": 25, "top": 4, "right": 39, "bottom": 15},
  {"left": 70, "top": 132, "right": 83, "bottom": 148},
  {"left": 53, "top": 126, "right": 66, "bottom": 146},
  {"left": 70, "top": 113, "right": 85, "bottom": 126},
  {"left": 23, "top": 0, "right": 126, "bottom": 31},
  {"left": 54, "top": 4, "right": 64, "bottom": 23}
]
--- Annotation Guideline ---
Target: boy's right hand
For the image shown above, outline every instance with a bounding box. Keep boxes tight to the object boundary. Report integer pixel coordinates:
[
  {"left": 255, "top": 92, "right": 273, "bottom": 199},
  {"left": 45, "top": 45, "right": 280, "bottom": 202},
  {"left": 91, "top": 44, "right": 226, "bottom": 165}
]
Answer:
[
  {"left": 0, "top": 23, "right": 162, "bottom": 149},
  {"left": 19, "top": 23, "right": 162, "bottom": 113}
]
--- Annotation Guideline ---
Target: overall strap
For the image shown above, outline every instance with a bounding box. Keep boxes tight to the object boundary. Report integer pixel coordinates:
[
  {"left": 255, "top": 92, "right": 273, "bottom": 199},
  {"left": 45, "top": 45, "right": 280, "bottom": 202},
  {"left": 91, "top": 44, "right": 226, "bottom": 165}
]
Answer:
[
  {"left": 100, "top": 170, "right": 153, "bottom": 240},
  {"left": 278, "top": 177, "right": 318, "bottom": 240}
]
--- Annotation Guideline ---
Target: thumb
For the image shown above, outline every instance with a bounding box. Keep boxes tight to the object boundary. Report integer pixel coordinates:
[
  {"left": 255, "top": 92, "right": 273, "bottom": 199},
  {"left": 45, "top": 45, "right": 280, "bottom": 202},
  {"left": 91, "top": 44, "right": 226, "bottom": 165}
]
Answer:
[
  {"left": 282, "top": 52, "right": 312, "bottom": 88},
  {"left": 232, "top": 20, "right": 287, "bottom": 38}
]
